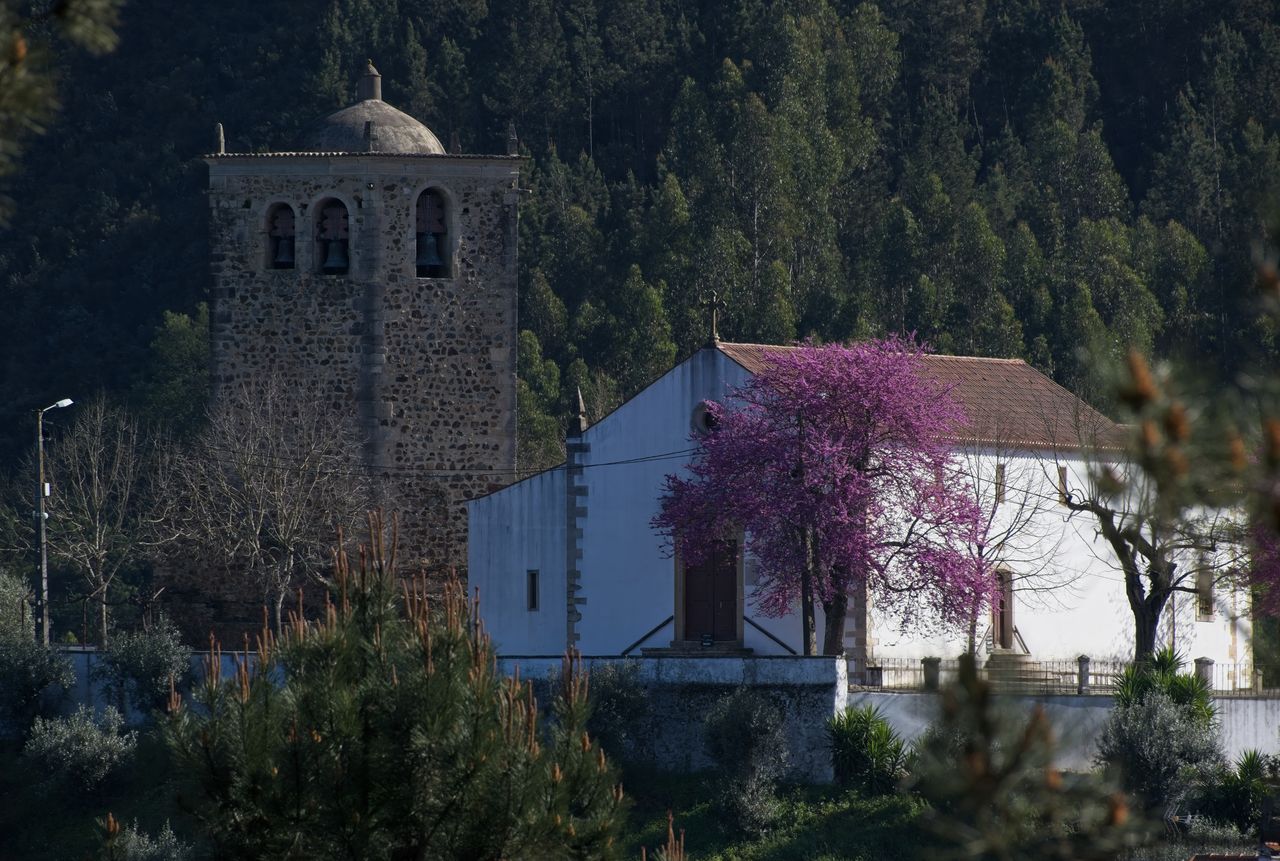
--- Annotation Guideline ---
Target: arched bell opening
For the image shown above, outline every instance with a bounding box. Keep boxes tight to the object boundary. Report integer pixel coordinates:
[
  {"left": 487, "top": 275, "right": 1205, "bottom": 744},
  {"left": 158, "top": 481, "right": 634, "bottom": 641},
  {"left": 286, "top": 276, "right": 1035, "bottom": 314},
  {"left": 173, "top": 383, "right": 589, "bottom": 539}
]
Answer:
[
  {"left": 265, "top": 203, "right": 296, "bottom": 270},
  {"left": 415, "top": 188, "right": 450, "bottom": 278},
  {"left": 315, "top": 197, "right": 350, "bottom": 275}
]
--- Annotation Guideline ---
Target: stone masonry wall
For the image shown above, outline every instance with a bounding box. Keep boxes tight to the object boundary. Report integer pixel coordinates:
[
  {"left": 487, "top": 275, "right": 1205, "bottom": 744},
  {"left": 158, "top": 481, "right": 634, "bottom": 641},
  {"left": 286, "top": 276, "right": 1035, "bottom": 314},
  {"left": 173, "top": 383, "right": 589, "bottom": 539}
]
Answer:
[
  {"left": 168, "top": 155, "right": 520, "bottom": 634},
  {"left": 499, "top": 655, "right": 849, "bottom": 784}
]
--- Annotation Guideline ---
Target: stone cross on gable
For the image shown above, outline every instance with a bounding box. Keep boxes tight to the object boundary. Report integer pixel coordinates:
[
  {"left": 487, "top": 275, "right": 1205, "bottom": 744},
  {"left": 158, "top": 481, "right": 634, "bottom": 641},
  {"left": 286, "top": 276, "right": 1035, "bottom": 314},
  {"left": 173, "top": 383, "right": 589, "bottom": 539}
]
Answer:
[{"left": 699, "top": 289, "right": 727, "bottom": 346}]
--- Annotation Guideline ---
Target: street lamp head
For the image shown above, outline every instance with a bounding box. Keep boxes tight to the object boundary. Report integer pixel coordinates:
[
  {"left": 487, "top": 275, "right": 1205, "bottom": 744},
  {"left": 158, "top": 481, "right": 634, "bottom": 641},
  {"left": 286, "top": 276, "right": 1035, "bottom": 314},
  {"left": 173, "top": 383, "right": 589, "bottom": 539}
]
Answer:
[{"left": 53, "top": 399, "right": 73, "bottom": 409}]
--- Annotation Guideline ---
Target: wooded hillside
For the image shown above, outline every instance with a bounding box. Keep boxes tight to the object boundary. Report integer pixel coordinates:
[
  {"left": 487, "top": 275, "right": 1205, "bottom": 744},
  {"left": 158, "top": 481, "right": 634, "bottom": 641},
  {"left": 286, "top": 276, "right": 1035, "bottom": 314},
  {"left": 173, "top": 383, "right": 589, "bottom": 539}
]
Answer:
[{"left": 1, "top": 0, "right": 1277, "bottom": 469}]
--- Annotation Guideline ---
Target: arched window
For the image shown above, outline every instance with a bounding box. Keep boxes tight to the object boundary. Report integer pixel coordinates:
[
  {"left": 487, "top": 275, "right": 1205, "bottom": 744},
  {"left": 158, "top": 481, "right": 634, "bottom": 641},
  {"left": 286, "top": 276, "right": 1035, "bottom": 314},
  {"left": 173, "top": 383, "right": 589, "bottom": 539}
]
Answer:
[
  {"left": 266, "top": 203, "right": 296, "bottom": 270},
  {"left": 315, "top": 198, "right": 350, "bottom": 275},
  {"left": 415, "top": 189, "right": 450, "bottom": 277}
]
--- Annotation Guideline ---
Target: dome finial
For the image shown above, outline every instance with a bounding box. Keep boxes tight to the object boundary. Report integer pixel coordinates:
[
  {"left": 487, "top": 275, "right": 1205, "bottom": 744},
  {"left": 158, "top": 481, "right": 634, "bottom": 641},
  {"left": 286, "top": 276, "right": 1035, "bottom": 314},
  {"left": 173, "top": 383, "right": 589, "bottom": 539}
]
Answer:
[{"left": 358, "top": 59, "right": 382, "bottom": 102}]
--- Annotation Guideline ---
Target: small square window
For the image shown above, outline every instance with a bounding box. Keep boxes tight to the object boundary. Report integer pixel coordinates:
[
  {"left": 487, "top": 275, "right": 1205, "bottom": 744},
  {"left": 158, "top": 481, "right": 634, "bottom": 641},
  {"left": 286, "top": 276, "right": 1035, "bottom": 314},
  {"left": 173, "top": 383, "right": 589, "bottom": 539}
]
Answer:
[
  {"left": 994, "top": 463, "right": 1006, "bottom": 505},
  {"left": 527, "top": 570, "right": 539, "bottom": 612}
]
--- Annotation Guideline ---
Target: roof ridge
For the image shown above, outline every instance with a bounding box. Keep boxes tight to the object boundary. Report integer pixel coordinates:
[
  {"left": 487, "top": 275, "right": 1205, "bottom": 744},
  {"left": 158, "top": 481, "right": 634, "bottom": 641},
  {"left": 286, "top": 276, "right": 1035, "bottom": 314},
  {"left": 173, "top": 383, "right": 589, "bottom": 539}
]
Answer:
[
  {"left": 922, "top": 354, "right": 1026, "bottom": 365},
  {"left": 717, "top": 341, "right": 1027, "bottom": 364}
]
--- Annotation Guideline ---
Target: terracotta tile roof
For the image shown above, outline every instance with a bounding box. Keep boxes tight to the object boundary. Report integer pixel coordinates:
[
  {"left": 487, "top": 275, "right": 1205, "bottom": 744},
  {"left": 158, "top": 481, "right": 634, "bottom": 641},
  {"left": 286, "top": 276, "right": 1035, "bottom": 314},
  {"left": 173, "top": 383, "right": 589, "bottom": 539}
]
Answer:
[{"left": 717, "top": 342, "right": 1129, "bottom": 452}]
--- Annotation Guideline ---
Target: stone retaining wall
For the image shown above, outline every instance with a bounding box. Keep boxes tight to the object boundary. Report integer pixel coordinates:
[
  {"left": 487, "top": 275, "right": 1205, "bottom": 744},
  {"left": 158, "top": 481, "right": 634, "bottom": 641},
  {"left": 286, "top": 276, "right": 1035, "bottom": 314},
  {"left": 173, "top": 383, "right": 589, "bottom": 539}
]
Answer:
[
  {"left": 850, "top": 690, "right": 1280, "bottom": 771},
  {"left": 499, "top": 655, "right": 848, "bottom": 783}
]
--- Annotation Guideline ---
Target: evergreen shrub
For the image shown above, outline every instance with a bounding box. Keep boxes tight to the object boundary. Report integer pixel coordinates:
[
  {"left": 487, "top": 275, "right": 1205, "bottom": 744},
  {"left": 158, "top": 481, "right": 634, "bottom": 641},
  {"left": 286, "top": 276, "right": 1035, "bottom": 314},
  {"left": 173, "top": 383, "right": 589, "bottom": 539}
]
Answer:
[
  {"left": 587, "top": 660, "right": 650, "bottom": 761},
  {"left": 1193, "top": 749, "right": 1278, "bottom": 834},
  {"left": 0, "top": 630, "right": 74, "bottom": 732},
  {"left": 111, "top": 820, "right": 193, "bottom": 861},
  {"left": 1096, "top": 691, "right": 1222, "bottom": 810},
  {"left": 163, "top": 515, "right": 625, "bottom": 859},
  {"left": 1114, "top": 648, "right": 1215, "bottom": 726},
  {"left": 95, "top": 616, "right": 191, "bottom": 714},
  {"left": 828, "top": 703, "right": 907, "bottom": 794},
  {"left": 704, "top": 687, "right": 788, "bottom": 836},
  {"left": 0, "top": 571, "right": 31, "bottom": 642},
  {"left": 23, "top": 705, "right": 136, "bottom": 793}
]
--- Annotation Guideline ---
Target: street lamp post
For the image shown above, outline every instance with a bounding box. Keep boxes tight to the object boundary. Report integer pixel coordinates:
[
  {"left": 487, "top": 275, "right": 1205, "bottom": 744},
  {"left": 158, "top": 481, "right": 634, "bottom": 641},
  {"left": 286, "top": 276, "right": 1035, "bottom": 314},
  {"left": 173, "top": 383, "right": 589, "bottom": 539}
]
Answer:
[{"left": 35, "top": 398, "right": 73, "bottom": 644}]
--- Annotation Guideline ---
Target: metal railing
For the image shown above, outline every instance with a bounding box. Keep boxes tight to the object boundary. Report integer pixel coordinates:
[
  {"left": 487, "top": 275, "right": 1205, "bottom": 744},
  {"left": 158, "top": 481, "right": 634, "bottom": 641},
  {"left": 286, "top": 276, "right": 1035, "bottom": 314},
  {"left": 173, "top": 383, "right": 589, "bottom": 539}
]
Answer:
[
  {"left": 1199, "top": 660, "right": 1271, "bottom": 697},
  {"left": 848, "top": 655, "right": 1275, "bottom": 697}
]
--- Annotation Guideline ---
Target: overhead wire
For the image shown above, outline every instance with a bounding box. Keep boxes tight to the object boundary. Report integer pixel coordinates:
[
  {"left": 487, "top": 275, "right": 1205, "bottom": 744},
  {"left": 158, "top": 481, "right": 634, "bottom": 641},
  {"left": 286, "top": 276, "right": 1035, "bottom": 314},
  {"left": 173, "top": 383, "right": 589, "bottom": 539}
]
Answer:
[{"left": 182, "top": 441, "right": 701, "bottom": 480}]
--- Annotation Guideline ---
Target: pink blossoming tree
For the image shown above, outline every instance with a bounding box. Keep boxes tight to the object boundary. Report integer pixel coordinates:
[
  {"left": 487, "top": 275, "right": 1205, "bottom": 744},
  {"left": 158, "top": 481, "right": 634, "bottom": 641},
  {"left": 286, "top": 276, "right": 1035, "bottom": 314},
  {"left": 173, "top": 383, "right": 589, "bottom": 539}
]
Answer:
[{"left": 653, "top": 338, "right": 997, "bottom": 656}]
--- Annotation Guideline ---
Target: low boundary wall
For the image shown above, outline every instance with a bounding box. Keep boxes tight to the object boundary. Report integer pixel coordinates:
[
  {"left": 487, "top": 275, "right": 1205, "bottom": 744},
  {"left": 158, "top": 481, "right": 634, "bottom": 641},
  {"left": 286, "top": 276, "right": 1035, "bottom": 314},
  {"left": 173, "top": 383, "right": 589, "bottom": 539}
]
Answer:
[
  {"left": 26, "top": 653, "right": 1280, "bottom": 780},
  {"left": 498, "top": 655, "right": 848, "bottom": 783},
  {"left": 850, "top": 691, "right": 1280, "bottom": 771}
]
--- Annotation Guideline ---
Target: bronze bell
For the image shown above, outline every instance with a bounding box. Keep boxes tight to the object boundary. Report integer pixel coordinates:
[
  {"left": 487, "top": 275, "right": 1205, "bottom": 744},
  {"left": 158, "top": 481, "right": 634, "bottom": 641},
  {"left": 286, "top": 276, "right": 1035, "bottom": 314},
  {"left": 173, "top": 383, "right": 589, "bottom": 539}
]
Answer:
[
  {"left": 272, "top": 236, "right": 295, "bottom": 269},
  {"left": 416, "top": 232, "right": 444, "bottom": 275},
  {"left": 322, "top": 239, "right": 349, "bottom": 274}
]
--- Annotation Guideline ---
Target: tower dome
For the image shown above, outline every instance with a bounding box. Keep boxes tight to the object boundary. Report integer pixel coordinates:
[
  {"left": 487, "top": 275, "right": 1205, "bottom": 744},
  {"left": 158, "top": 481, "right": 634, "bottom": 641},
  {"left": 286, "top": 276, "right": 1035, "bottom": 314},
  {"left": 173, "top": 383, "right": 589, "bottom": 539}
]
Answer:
[{"left": 296, "top": 61, "right": 445, "bottom": 154}]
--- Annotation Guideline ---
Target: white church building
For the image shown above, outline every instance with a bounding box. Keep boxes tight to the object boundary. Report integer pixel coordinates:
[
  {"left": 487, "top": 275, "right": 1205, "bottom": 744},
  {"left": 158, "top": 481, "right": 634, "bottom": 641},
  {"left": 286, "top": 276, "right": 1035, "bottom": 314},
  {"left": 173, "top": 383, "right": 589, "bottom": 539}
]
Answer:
[{"left": 468, "top": 342, "right": 1252, "bottom": 682}]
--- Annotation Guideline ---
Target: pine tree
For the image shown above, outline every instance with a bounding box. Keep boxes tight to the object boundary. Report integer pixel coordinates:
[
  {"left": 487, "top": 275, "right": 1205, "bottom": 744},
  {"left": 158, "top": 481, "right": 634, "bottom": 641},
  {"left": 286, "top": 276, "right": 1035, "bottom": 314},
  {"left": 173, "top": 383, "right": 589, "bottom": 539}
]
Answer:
[
  {"left": 606, "top": 265, "right": 676, "bottom": 393},
  {"left": 164, "top": 514, "right": 625, "bottom": 859},
  {"left": 0, "top": 0, "right": 121, "bottom": 222},
  {"left": 518, "top": 330, "right": 566, "bottom": 472}
]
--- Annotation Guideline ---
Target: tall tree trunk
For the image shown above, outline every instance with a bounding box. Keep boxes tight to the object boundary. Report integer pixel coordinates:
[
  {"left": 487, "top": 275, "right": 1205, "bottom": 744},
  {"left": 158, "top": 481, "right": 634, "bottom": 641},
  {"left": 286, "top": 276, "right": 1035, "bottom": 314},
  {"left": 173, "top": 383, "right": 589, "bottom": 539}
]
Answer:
[
  {"left": 1132, "top": 592, "right": 1170, "bottom": 664},
  {"left": 801, "top": 527, "right": 817, "bottom": 656},
  {"left": 1133, "top": 607, "right": 1158, "bottom": 664},
  {"left": 821, "top": 591, "right": 847, "bottom": 656},
  {"left": 274, "top": 590, "right": 285, "bottom": 636},
  {"left": 98, "top": 588, "right": 109, "bottom": 647}
]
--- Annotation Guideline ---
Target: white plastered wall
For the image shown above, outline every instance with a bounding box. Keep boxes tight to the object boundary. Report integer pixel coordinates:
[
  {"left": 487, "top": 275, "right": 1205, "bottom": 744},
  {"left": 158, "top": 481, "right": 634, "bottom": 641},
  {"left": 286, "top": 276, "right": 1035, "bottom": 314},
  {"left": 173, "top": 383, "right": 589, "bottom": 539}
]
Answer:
[
  {"left": 869, "top": 450, "right": 1252, "bottom": 673},
  {"left": 468, "top": 467, "right": 567, "bottom": 655},
  {"left": 470, "top": 352, "right": 1252, "bottom": 672}
]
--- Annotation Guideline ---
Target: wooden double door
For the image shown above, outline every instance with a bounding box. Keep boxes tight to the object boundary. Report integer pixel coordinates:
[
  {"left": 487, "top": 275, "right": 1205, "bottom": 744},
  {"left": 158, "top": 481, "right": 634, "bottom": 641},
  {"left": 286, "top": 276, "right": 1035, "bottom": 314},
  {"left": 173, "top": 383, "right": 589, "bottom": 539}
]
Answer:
[
  {"left": 992, "top": 568, "right": 1014, "bottom": 649},
  {"left": 682, "top": 541, "right": 739, "bottom": 644}
]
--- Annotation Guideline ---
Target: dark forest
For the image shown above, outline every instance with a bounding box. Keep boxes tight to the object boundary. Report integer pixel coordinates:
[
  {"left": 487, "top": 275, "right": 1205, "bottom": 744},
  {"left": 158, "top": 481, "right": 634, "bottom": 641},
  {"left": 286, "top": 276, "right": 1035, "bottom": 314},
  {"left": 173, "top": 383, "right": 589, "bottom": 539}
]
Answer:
[{"left": 2, "top": 0, "right": 1277, "bottom": 470}]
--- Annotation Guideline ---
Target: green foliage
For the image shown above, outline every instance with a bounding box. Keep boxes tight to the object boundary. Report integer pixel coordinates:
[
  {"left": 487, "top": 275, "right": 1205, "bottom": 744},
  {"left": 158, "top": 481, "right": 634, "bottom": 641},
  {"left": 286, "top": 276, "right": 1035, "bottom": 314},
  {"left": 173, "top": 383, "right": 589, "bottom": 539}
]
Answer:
[
  {"left": 163, "top": 515, "right": 625, "bottom": 859},
  {"left": 1119, "top": 819, "right": 1252, "bottom": 860},
  {"left": 23, "top": 704, "right": 137, "bottom": 793},
  {"left": 516, "top": 328, "right": 565, "bottom": 472},
  {"left": 911, "top": 655, "right": 1154, "bottom": 859},
  {"left": 0, "top": 0, "right": 121, "bottom": 221},
  {"left": 109, "top": 820, "right": 193, "bottom": 861},
  {"left": 1193, "top": 749, "right": 1279, "bottom": 834},
  {"left": 1095, "top": 691, "right": 1223, "bottom": 812},
  {"left": 0, "top": 569, "right": 31, "bottom": 642},
  {"left": 1114, "top": 647, "right": 1216, "bottom": 726},
  {"left": 585, "top": 660, "right": 650, "bottom": 762},
  {"left": 2, "top": 0, "right": 1278, "bottom": 478},
  {"left": 94, "top": 616, "right": 190, "bottom": 714},
  {"left": 0, "top": 630, "right": 74, "bottom": 731},
  {"left": 827, "top": 704, "right": 907, "bottom": 795},
  {"left": 623, "top": 767, "right": 932, "bottom": 861},
  {"left": 131, "top": 304, "right": 211, "bottom": 439},
  {"left": 704, "top": 687, "right": 788, "bottom": 836}
]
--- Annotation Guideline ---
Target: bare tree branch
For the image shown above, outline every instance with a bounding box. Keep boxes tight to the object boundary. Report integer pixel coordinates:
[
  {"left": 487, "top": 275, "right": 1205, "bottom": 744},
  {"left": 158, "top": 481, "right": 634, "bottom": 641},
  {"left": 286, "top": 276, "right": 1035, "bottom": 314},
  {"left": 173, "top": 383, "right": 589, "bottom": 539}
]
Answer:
[{"left": 164, "top": 378, "right": 374, "bottom": 633}]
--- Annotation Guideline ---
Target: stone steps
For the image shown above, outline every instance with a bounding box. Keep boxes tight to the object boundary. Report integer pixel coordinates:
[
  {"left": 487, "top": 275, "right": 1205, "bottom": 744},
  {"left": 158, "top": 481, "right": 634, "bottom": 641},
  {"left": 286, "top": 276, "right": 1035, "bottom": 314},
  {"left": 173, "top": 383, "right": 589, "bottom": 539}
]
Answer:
[
  {"left": 641, "top": 641, "right": 755, "bottom": 657},
  {"left": 984, "top": 650, "right": 1074, "bottom": 693}
]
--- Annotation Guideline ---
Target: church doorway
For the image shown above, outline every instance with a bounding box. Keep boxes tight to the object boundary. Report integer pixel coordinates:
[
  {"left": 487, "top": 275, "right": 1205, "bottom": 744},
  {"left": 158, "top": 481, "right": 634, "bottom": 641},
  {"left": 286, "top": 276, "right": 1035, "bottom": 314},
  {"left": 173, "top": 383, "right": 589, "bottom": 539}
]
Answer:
[
  {"left": 678, "top": 540, "right": 741, "bottom": 645},
  {"left": 993, "top": 568, "right": 1014, "bottom": 650}
]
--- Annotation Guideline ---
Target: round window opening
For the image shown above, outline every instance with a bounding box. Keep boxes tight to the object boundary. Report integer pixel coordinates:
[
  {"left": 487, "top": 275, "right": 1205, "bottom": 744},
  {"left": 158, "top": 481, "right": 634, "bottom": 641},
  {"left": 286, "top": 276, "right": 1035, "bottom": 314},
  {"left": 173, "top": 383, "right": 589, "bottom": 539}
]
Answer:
[{"left": 691, "top": 401, "right": 719, "bottom": 436}]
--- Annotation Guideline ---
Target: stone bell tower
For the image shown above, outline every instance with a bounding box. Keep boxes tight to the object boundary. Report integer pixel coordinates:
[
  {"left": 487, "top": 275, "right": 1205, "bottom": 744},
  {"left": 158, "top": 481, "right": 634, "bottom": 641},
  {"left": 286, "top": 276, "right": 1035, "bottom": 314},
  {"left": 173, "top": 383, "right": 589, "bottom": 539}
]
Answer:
[{"left": 203, "top": 61, "right": 520, "bottom": 575}]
